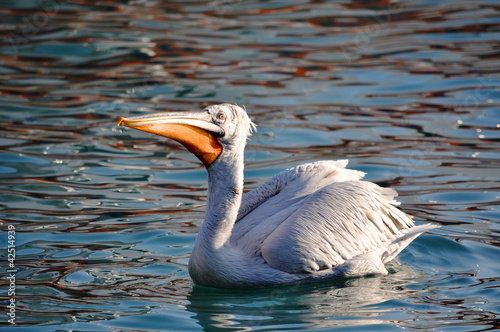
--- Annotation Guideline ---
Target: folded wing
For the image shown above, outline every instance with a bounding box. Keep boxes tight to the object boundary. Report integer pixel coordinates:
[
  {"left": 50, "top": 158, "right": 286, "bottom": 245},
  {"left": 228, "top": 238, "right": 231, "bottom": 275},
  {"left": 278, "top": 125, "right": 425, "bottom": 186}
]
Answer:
[{"left": 232, "top": 160, "right": 432, "bottom": 275}]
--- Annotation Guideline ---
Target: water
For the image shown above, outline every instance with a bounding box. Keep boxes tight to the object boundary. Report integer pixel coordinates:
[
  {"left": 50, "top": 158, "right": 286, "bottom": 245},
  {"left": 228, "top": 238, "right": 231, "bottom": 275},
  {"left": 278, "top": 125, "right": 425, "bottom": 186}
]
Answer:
[{"left": 0, "top": 0, "right": 499, "bottom": 330}]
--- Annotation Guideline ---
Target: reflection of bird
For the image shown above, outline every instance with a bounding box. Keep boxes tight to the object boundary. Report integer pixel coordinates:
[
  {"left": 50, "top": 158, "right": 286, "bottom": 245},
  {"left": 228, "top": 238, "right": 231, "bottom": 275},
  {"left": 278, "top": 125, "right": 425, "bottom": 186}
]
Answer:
[{"left": 118, "top": 104, "right": 437, "bottom": 288}]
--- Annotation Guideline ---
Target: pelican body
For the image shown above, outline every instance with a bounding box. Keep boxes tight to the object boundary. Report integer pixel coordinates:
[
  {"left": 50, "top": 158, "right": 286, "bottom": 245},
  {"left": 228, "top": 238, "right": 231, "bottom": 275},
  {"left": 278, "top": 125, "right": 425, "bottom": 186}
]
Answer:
[{"left": 118, "top": 104, "right": 436, "bottom": 288}]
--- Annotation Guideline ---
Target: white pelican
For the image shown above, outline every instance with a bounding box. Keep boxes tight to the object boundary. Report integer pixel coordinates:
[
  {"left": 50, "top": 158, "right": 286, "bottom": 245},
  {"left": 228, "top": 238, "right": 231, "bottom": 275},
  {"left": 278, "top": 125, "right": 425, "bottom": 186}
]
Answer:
[{"left": 118, "top": 104, "right": 437, "bottom": 288}]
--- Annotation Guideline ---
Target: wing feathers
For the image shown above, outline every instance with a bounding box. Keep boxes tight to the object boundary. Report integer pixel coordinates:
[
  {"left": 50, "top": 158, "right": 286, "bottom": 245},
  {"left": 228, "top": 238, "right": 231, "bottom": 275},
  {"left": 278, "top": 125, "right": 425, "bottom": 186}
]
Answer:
[
  {"left": 260, "top": 181, "right": 416, "bottom": 274},
  {"left": 236, "top": 160, "right": 363, "bottom": 222},
  {"left": 232, "top": 160, "right": 435, "bottom": 276}
]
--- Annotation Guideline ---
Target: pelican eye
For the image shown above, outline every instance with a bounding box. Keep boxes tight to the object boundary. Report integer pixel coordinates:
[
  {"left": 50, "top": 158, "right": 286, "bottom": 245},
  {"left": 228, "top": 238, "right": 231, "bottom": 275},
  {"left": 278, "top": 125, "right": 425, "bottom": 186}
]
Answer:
[{"left": 216, "top": 112, "right": 226, "bottom": 121}]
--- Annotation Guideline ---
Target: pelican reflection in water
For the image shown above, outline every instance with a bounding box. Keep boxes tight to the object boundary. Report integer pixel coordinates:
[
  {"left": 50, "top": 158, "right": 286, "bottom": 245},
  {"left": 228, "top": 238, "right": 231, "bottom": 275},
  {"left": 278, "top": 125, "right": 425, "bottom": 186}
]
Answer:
[{"left": 118, "top": 104, "right": 436, "bottom": 288}]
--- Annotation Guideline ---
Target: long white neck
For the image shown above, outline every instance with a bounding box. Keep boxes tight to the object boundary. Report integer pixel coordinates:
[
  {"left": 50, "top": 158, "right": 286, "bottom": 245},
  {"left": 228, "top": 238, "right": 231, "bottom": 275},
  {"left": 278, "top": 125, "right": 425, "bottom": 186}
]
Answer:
[{"left": 195, "top": 145, "right": 245, "bottom": 251}]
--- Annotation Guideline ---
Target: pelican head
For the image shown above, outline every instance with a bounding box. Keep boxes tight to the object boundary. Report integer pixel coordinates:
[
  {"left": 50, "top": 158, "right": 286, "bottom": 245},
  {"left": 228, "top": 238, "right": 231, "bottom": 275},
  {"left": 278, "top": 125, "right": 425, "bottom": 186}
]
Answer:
[{"left": 118, "top": 104, "right": 256, "bottom": 167}]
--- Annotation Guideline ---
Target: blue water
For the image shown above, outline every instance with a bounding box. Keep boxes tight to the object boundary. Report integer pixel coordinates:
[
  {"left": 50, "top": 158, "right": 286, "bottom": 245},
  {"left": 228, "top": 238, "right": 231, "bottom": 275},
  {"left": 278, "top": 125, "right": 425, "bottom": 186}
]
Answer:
[{"left": 1, "top": 0, "right": 500, "bottom": 331}]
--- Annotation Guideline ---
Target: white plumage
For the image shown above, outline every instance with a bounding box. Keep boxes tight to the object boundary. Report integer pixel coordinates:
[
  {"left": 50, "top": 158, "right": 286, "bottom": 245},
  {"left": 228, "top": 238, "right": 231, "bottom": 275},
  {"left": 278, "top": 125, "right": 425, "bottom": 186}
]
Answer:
[{"left": 118, "top": 104, "right": 437, "bottom": 288}]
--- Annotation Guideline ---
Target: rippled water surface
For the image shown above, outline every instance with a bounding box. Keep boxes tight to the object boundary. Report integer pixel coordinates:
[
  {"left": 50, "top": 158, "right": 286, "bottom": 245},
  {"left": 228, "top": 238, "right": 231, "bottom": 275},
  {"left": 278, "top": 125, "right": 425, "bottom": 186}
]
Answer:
[{"left": 1, "top": 0, "right": 500, "bottom": 331}]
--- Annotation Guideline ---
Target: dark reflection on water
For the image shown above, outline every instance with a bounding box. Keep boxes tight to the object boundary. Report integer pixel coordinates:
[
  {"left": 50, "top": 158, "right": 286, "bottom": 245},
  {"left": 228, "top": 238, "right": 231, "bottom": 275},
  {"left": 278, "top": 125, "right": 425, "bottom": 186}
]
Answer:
[{"left": 0, "top": 0, "right": 500, "bottom": 331}]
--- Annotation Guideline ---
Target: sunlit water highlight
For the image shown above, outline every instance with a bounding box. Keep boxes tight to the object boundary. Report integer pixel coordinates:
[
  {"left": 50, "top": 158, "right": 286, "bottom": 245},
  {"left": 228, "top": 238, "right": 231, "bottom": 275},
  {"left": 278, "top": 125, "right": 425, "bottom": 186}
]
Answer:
[{"left": 0, "top": 0, "right": 499, "bottom": 331}]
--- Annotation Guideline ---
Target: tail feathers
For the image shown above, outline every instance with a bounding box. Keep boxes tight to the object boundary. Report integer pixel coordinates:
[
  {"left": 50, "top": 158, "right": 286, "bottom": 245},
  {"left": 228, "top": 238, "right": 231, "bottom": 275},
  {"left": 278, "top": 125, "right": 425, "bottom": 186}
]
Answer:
[
  {"left": 343, "top": 251, "right": 389, "bottom": 276},
  {"left": 337, "top": 223, "right": 438, "bottom": 278},
  {"left": 382, "top": 223, "right": 439, "bottom": 263}
]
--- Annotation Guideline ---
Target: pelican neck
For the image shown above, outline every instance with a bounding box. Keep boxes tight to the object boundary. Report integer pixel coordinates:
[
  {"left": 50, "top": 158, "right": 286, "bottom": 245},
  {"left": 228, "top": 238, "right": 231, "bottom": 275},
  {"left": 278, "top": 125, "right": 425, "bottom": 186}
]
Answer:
[{"left": 198, "top": 149, "right": 245, "bottom": 250}]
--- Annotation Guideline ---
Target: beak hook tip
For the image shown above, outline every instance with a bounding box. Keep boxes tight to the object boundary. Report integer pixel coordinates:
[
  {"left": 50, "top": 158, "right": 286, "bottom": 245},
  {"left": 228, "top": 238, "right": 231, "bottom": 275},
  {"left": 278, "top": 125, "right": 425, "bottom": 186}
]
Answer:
[{"left": 117, "top": 117, "right": 126, "bottom": 126}]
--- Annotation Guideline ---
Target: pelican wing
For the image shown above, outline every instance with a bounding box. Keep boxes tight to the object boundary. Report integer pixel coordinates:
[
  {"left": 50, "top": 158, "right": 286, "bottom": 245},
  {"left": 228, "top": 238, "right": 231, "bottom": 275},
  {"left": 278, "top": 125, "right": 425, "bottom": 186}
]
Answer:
[
  {"left": 236, "top": 160, "right": 363, "bottom": 222},
  {"left": 232, "top": 160, "right": 426, "bottom": 274}
]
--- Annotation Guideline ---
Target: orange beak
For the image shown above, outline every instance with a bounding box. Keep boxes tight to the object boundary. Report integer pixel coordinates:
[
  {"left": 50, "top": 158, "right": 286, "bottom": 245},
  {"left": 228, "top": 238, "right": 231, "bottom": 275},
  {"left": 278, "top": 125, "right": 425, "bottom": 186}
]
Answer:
[{"left": 118, "top": 112, "right": 224, "bottom": 168}]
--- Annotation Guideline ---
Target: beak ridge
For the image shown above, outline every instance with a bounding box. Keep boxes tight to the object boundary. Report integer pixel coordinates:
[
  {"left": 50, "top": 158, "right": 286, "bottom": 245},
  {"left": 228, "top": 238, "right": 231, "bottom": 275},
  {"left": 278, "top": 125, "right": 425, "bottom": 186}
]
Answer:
[{"left": 118, "top": 111, "right": 224, "bottom": 168}]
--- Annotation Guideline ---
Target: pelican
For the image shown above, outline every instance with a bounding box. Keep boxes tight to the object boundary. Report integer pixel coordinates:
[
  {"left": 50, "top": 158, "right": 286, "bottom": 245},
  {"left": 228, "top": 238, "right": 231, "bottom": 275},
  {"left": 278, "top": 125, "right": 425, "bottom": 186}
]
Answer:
[{"left": 118, "top": 104, "right": 437, "bottom": 289}]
